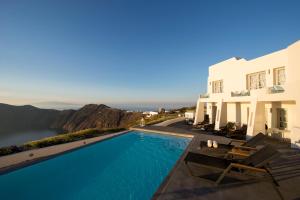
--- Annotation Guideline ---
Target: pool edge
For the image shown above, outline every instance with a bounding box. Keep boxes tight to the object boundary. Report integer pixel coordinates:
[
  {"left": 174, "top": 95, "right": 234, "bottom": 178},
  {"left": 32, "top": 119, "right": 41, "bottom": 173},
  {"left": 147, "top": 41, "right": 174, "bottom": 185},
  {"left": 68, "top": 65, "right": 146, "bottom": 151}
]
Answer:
[
  {"left": 130, "top": 127, "right": 195, "bottom": 200},
  {"left": 0, "top": 130, "right": 130, "bottom": 175},
  {"left": 0, "top": 129, "right": 193, "bottom": 175},
  {"left": 130, "top": 127, "right": 194, "bottom": 138},
  {"left": 151, "top": 135, "right": 195, "bottom": 200}
]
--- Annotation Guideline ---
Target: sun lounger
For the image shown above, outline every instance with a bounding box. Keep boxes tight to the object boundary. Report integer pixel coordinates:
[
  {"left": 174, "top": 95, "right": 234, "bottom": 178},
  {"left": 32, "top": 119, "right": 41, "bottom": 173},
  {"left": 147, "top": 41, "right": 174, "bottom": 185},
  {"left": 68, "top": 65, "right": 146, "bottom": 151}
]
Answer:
[
  {"left": 214, "top": 122, "right": 247, "bottom": 139},
  {"left": 229, "top": 132, "right": 266, "bottom": 146},
  {"left": 184, "top": 145, "right": 279, "bottom": 185},
  {"left": 197, "top": 133, "right": 266, "bottom": 158},
  {"left": 226, "top": 124, "right": 247, "bottom": 140},
  {"left": 230, "top": 132, "right": 290, "bottom": 149}
]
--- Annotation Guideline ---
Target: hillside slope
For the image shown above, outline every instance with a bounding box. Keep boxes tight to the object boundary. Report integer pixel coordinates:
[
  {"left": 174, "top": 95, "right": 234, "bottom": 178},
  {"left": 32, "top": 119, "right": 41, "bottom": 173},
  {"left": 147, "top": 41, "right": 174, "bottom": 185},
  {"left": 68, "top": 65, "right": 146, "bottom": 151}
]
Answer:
[
  {"left": 0, "top": 103, "right": 60, "bottom": 133},
  {"left": 0, "top": 103, "right": 141, "bottom": 134}
]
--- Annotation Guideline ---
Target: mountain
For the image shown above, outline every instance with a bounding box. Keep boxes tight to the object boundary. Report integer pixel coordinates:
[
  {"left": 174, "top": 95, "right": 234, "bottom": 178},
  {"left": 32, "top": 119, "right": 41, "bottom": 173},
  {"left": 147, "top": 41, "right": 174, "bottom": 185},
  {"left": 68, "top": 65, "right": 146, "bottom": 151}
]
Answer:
[
  {"left": 0, "top": 103, "right": 61, "bottom": 134},
  {"left": 50, "top": 109, "right": 76, "bottom": 130},
  {"left": 0, "top": 103, "right": 142, "bottom": 134},
  {"left": 56, "top": 104, "right": 142, "bottom": 132}
]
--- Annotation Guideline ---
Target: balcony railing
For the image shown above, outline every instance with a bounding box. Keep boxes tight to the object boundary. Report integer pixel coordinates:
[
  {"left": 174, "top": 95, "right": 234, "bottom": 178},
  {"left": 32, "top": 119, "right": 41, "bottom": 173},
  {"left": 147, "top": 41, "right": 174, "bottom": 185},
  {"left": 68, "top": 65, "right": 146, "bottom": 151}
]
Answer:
[
  {"left": 231, "top": 90, "right": 250, "bottom": 97},
  {"left": 200, "top": 93, "right": 209, "bottom": 98},
  {"left": 268, "top": 85, "right": 285, "bottom": 94}
]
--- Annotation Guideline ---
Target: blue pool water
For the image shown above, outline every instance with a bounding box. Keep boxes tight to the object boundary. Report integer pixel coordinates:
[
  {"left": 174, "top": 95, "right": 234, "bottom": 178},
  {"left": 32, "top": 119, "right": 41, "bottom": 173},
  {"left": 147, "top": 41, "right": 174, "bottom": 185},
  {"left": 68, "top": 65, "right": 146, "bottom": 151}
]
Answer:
[{"left": 0, "top": 131, "right": 190, "bottom": 200}]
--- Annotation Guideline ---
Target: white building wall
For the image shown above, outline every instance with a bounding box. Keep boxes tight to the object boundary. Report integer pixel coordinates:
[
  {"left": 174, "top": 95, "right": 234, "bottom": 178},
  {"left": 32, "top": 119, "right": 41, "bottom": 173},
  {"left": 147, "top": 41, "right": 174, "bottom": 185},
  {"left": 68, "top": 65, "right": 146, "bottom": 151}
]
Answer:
[
  {"left": 287, "top": 41, "right": 300, "bottom": 146},
  {"left": 240, "top": 103, "right": 250, "bottom": 125},
  {"left": 207, "top": 50, "right": 288, "bottom": 96},
  {"left": 227, "top": 103, "right": 236, "bottom": 122},
  {"left": 193, "top": 99, "right": 204, "bottom": 124},
  {"left": 265, "top": 103, "right": 273, "bottom": 130},
  {"left": 194, "top": 40, "right": 300, "bottom": 147},
  {"left": 253, "top": 102, "right": 266, "bottom": 135}
]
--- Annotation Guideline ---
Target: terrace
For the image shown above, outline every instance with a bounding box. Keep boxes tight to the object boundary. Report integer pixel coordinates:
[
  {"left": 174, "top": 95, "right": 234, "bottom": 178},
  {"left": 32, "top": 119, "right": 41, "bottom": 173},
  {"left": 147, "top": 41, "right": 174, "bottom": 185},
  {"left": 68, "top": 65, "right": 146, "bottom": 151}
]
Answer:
[{"left": 133, "top": 120, "right": 300, "bottom": 200}]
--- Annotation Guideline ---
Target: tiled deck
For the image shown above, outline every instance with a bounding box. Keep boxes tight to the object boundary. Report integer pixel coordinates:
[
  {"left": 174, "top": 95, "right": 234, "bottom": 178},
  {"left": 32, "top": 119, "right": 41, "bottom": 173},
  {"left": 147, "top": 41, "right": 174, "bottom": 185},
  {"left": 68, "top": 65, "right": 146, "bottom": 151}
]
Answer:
[{"left": 138, "top": 121, "right": 300, "bottom": 200}]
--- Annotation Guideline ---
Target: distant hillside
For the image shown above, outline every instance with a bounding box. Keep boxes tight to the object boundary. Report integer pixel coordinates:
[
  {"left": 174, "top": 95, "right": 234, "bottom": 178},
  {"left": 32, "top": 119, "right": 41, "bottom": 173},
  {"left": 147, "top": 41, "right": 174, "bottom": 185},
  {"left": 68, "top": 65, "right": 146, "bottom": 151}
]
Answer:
[
  {"left": 57, "top": 104, "right": 142, "bottom": 132},
  {"left": 0, "top": 103, "right": 142, "bottom": 134},
  {"left": 169, "top": 106, "right": 196, "bottom": 113},
  {"left": 0, "top": 103, "right": 60, "bottom": 133},
  {"left": 50, "top": 109, "right": 76, "bottom": 130}
]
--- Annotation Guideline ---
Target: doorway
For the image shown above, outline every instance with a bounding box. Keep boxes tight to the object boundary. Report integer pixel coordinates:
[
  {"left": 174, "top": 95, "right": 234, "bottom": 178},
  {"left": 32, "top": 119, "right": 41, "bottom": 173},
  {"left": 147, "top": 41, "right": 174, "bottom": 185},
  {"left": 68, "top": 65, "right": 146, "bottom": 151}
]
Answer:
[
  {"left": 277, "top": 108, "right": 287, "bottom": 130},
  {"left": 212, "top": 105, "right": 217, "bottom": 123}
]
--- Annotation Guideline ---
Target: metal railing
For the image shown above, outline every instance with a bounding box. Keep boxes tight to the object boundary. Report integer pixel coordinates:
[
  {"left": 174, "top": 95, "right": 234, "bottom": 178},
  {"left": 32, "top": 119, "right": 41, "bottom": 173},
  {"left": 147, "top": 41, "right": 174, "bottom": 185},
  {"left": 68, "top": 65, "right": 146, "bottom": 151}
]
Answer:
[
  {"left": 200, "top": 93, "right": 209, "bottom": 98},
  {"left": 231, "top": 90, "right": 250, "bottom": 97},
  {"left": 268, "top": 85, "right": 285, "bottom": 94}
]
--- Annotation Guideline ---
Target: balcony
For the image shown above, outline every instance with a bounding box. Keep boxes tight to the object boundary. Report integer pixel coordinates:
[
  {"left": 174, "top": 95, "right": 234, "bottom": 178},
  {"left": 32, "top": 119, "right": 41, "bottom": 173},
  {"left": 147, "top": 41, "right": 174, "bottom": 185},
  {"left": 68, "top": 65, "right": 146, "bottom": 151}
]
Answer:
[
  {"left": 200, "top": 93, "right": 209, "bottom": 98},
  {"left": 231, "top": 90, "right": 250, "bottom": 97},
  {"left": 268, "top": 85, "right": 285, "bottom": 94}
]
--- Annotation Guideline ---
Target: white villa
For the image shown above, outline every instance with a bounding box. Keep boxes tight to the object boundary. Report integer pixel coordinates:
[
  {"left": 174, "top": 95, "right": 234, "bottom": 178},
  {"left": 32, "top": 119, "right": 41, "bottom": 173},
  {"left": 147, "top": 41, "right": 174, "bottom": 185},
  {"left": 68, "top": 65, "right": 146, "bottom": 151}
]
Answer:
[
  {"left": 194, "top": 40, "right": 300, "bottom": 147},
  {"left": 185, "top": 111, "right": 195, "bottom": 120},
  {"left": 142, "top": 111, "right": 159, "bottom": 118}
]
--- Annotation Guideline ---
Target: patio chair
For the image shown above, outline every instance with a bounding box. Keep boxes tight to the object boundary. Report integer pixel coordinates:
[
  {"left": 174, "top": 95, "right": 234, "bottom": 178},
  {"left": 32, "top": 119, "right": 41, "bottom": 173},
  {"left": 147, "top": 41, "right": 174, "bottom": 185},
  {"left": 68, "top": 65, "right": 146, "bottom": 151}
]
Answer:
[
  {"left": 193, "top": 116, "right": 210, "bottom": 128},
  {"left": 229, "top": 132, "right": 266, "bottom": 147},
  {"left": 230, "top": 132, "right": 290, "bottom": 149},
  {"left": 198, "top": 133, "right": 267, "bottom": 157},
  {"left": 203, "top": 123, "right": 215, "bottom": 131},
  {"left": 225, "top": 132, "right": 267, "bottom": 157},
  {"left": 193, "top": 123, "right": 214, "bottom": 131},
  {"left": 200, "top": 132, "right": 288, "bottom": 159},
  {"left": 213, "top": 122, "right": 236, "bottom": 137},
  {"left": 226, "top": 124, "right": 247, "bottom": 140},
  {"left": 184, "top": 145, "right": 279, "bottom": 185}
]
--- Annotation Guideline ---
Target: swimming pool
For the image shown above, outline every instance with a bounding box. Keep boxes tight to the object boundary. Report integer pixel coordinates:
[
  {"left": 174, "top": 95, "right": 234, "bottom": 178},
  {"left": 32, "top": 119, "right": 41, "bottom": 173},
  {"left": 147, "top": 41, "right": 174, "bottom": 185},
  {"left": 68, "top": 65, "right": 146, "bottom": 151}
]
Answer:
[{"left": 0, "top": 131, "right": 191, "bottom": 200}]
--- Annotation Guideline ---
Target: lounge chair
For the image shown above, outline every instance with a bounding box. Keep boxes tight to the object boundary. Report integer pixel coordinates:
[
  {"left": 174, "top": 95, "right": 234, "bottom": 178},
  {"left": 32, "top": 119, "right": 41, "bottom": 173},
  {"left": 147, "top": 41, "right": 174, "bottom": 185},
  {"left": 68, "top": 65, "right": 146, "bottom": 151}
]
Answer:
[
  {"left": 193, "top": 123, "right": 215, "bottom": 132},
  {"left": 225, "top": 132, "right": 269, "bottom": 157},
  {"left": 213, "top": 122, "right": 236, "bottom": 136},
  {"left": 199, "top": 132, "right": 289, "bottom": 159},
  {"left": 193, "top": 117, "right": 210, "bottom": 128},
  {"left": 184, "top": 145, "right": 279, "bottom": 185},
  {"left": 226, "top": 124, "right": 247, "bottom": 140},
  {"left": 230, "top": 132, "right": 290, "bottom": 149},
  {"left": 214, "top": 122, "right": 247, "bottom": 139},
  {"left": 203, "top": 123, "right": 215, "bottom": 131},
  {"left": 198, "top": 133, "right": 267, "bottom": 158},
  {"left": 229, "top": 132, "right": 267, "bottom": 147}
]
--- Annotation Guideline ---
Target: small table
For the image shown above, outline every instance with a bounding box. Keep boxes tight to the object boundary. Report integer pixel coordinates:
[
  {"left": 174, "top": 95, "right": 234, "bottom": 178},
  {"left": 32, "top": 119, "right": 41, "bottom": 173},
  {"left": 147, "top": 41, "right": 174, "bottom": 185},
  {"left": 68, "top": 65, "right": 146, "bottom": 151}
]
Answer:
[{"left": 194, "top": 141, "right": 232, "bottom": 158}]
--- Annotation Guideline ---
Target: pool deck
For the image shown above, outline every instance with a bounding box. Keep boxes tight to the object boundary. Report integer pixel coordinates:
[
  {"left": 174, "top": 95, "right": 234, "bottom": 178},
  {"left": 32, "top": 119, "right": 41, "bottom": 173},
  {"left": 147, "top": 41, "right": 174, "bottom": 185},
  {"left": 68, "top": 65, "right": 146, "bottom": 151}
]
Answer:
[
  {"left": 1, "top": 121, "right": 300, "bottom": 199},
  {"left": 153, "top": 117, "right": 186, "bottom": 127},
  {"left": 135, "top": 121, "right": 300, "bottom": 200}
]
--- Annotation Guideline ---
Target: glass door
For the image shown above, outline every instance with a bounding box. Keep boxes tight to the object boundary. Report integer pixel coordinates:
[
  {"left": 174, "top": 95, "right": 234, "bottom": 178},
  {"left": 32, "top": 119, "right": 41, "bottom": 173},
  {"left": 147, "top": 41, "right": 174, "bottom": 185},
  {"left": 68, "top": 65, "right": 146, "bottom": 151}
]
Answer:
[{"left": 277, "top": 108, "right": 287, "bottom": 130}]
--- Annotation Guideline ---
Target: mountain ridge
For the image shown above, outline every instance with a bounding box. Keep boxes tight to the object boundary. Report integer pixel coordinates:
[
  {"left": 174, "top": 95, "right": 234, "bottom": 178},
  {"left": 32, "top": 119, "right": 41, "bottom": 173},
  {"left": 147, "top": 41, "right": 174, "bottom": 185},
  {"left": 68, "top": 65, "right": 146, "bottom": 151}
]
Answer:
[{"left": 0, "top": 103, "right": 142, "bottom": 134}]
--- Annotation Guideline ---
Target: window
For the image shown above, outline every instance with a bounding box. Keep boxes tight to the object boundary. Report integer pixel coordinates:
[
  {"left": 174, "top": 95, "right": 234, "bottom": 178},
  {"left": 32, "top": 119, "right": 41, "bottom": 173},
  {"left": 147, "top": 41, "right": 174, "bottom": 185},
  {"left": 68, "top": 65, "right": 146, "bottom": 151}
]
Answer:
[
  {"left": 274, "top": 67, "right": 285, "bottom": 85},
  {"left": 246, "top": 71, "right": 266, "bottom": 90},
  {"left": 259, "top": 72, "right": 266, "bottom": 88},
  {"left": 277, "top": 108, "right": 287, "bottom": 130},
  {"left": 212, "top": 80, "right": 223, "bottom": 93}
]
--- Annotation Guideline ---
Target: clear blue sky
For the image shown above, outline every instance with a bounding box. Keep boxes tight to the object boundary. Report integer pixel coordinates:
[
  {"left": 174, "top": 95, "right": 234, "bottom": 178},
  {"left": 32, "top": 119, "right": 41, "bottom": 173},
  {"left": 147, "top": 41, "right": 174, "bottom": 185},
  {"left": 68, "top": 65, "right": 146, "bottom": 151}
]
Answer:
[{"left": 1, "top": 0, "right": 300, "bottom": 106}]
